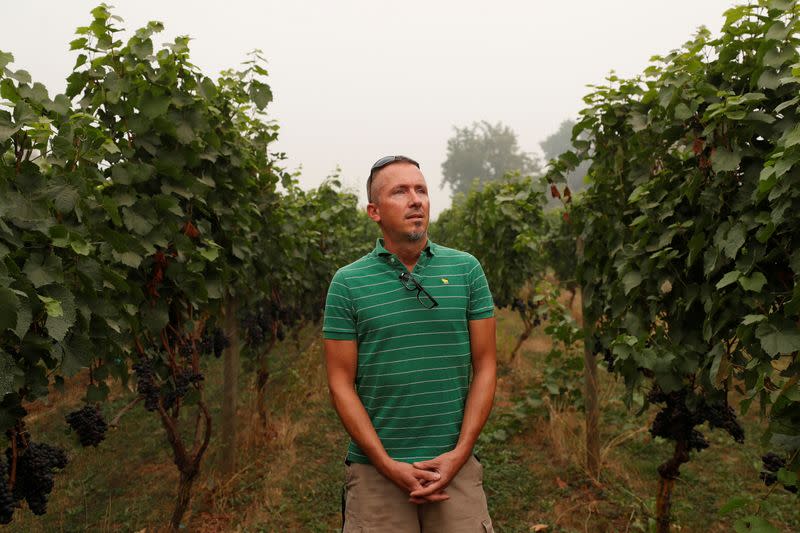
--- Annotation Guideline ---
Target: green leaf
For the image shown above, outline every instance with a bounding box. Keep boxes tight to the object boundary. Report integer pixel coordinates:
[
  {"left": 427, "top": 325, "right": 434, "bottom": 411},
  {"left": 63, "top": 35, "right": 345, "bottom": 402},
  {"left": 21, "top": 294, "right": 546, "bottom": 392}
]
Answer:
[
  {"left": 783, "top": 123, "right": 800, "bottom": 147},
  {"left": 768, "top": 0, "right": 794, "bottom": 10},
  {"left": 734, "top": 516, "right": 780, "bottom": 533},
  {"left": 622, "top": 271, "right": 642, "bottom": 295},
  {"left": 674, "top": 103, "right": 692, "bottom": 120},
  {"left": 765, "top": 21, "right": 790, "bottom": 41},
  {"left": 0, "top": 287, "right": 20, "bottom": 332},
  {"left": 739, "top": 272, "right": 766, "bottom": 292},
  {"left": 43, "top": 287, "right": 75, "bottom": 342},
  {"left": 742, "top": 314, "right": 767, "bottom": 325},
  {"left": 54, "top": 185, "right": 80, "bottom": 214},
  {"left": 756, "top": 318, "right": 800, "bottom": 355},
  {"left": 111, "top": 250, "right": 143, "bottom": 268},
  {"left": 69, "top": 37, "right": 88, "bottom": 50},
  {"left": 8, "top": 69, "right": 31, "bottom": 84},
  {"left": 139, "top": 90, "right": 171, "bottom": 119},
  {"left": 716, "top": 270, "right": 741, "bottom": 289},
  {"left": 719, "top": 496, "right": 750, "bottom": 516},
  {"left": 790, "top": 249, "right": 800, "bottom": 276},
  {"left": 722, "top": 223, "right": 747, "bottom": 259},
  {"left": 121, "top": 207, "right": 154, "bottom": 235},
  {"left": 22, "top": 254, "right": 64, "bottom": 288},
  {"left": 777, "top": 468, "right": 798, "bottom": 487},
  {"left": 757, "top": 69, "right": 781, "bottom": 90},
  {"left": 38, "top": 295, "right": 63, "bottom": 318},
  {"left": 199, "top": 246, "right": 219, "bottom": 262},
  {"left": 711, "top": 148, "right": 741, "bottom": 172},
  {"left": 0, "top": 51, "right": 13, "bottom": 70},
  {"left": 0, "top": 120, "right": 22, "bottom": 143},
  {"left": 0, "top": 351, "right": 23, "bottom": 397},
  {"left": 14, "top": 298, "right": 31, "bottom": 339},
  {"left": 249, "top": 80, "right": 273, "bottom": 110},
  {"left": 141, "top": 303, "right": 169, "bottom": 333}
]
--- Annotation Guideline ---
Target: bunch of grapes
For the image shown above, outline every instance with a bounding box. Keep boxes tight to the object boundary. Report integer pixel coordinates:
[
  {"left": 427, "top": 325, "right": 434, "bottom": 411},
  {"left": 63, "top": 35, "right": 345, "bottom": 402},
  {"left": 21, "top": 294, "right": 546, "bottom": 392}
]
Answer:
[
  {"left": 198, "top": 333, "right": 214, "bottom": 355},
  {"left": 647, "top": 387, "right": 745, "bottom": 455},
  {"left": 132, "top": 359, "right": 160, "bottom": 411},
  {"left": 703, "top": 401, "right": 745, "bottom": 444},
  {"left": 760, "top": 452, "right": 798, "bottom": 494},
  {"left": 212, "top": 328, "right": 229, "bottom": 358},
  {"left": 0, "top": 457, "right": 14, "bottom": 524},
  {"left": 648, "top": 392, "right": 709, "bottom": 452},
  {"left": 133, "top": 357, "right": 204, "bottom": 411},
  {"left": 65, "top": 405, "right": 108, "bottom": 447},
  {"left": 592, "top": 337, "right": 615, "bottom": 372},
  {"left": 179, "top": 341, "right": 194, "bottom": 359},
  {"left": 5, "top": 441, "right": 68, "bottom": 516},
  {"left": 196, "top": 328, "right": 229, "bottom": 358},
  {"left": 162, "top": 369, "right": 204, "bottom": 410},
  {"left": 242, "top": 303, "right": 275, "bottom": 347}
]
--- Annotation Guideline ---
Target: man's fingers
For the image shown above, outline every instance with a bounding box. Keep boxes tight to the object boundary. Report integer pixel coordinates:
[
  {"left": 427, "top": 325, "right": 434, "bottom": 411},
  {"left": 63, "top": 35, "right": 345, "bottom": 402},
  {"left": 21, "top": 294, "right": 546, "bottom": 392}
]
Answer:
[
  {"left": 413, "top": 460, "right": 437, "bottom": 471},
  {"left": 413, "top": 468, "right": 441, "bottom": 483},
  {"left": 409, "top": 479, "right": 446, "bottom": 498},
  {"left": 408, "top": 490, "right": 450, "bottom": 504}
]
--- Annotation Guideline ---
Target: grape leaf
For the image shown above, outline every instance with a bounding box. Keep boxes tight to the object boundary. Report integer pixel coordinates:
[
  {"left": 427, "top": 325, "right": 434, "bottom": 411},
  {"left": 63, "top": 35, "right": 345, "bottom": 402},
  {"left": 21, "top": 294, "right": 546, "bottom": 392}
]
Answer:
[{"left": 756, "top": 318, "right": 800, "bottom": 355}]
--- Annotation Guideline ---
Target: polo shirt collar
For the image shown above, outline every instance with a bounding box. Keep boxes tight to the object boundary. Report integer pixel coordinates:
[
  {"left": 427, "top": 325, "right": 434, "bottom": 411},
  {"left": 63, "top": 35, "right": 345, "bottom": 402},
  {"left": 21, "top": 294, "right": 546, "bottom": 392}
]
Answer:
[{"left": 373, "top": 238, "right": 437, "bottom": 259}]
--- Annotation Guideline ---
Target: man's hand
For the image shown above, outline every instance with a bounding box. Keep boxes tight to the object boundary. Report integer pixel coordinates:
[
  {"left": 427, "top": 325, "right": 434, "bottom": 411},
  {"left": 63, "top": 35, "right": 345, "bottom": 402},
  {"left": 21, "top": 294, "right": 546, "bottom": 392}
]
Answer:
[
  {"left": 408, "top": 449, "right": 471, "bottom": 500},
  {"left": 380, "top": 460, "right": 450, "bottom": 503}
]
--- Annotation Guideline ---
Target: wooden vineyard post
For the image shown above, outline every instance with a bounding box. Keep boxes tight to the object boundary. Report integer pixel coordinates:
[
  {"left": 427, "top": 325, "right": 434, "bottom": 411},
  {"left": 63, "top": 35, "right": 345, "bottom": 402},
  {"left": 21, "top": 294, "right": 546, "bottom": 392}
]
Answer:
[
  {"left": 577, "top": 237, "right": 600, "bottom": 480},
  {"left": 221, "top": 295, "right": 240, "bottom": 477}
]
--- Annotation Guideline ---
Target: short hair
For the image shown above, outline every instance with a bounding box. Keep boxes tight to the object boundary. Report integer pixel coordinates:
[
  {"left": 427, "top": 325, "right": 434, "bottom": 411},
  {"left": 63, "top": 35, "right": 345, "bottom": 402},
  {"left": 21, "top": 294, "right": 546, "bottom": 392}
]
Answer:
[{"left": 366, "top": 155, "right": 420, "bottom": 203}]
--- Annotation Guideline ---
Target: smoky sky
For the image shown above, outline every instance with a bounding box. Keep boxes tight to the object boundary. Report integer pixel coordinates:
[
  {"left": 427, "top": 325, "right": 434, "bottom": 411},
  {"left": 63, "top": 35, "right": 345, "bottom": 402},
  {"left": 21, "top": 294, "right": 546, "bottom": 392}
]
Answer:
[{"left": 3, "top": 0, "right": 736, "bottom": 217}]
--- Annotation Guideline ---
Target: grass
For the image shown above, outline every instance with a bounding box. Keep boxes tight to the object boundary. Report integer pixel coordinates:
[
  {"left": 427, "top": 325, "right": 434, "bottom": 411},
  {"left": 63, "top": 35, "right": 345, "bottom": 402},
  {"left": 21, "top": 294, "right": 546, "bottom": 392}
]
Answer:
[{"left": 6, "top": 308, "right": 800, "bottom": 532}]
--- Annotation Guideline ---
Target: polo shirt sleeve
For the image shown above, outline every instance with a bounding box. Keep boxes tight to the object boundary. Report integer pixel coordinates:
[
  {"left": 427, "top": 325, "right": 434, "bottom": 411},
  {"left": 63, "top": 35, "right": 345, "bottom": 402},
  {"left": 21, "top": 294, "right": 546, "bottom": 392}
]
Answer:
[
  {"left": 466, "top": 256, "right": 495, "bottom": 320},
  {"left": 322, "top": 269, "right": 358, "bottom": 340}
]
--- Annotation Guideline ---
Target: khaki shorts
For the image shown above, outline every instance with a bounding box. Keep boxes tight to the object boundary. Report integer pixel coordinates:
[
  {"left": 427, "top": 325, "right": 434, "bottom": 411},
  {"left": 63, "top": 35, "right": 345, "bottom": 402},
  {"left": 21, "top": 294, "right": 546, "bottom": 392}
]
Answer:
[{"left": 342, "top": 455, "right": 494, "bottom": 533}]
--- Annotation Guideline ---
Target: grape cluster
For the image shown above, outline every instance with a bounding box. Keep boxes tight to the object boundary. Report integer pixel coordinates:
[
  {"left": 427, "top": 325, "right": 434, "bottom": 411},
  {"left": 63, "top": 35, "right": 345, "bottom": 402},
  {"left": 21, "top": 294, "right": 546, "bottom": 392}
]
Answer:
[
  {"left": 648, "top": 390, "right": 709, "bottom": 452},
  {"left": 132, "top": 358, "right": 204, "bottom": 411},
  {"left": 242, "top": 305, "right": 273, "bottom": 347},
  {"left": 704, "top": 401, "right": 745, "bottom": 444},
  {"left": 4, "top": 441, "right": 68, "bottom": 516},
  {"left": 647, "top": 388, "right": 745, "bottom": 453},
  {"left": 179, "top": 342, "right": 194, "bottom": 359},
  {"left": 760, "top": 452, "right": 798, "bottom": 494},
  {"left": 194, "top": 328, "right": 229, "bottom": 358},
  {"left": 510, "top": 298, "right": 545, "bottom": 326},
  {"left": 592, "top": 337, "right": 614, "bottom": 372},
  {"left": 132, "top": 359, "right": 160, "bottom": 411},
  {"left": 212, "top": 329, "right": 229, "bottom": 358},
  {"left": 0, "top": 457, "right": 14, "bottom": 524},
  {"left": 65, "top": 405, "right": 108, "bottom": 447},
  {"left": 241, "top": 301, "right": 301, "bottom": 347},
  {"left": 162, "top": 369, "right": 204, "bottom": 410}
]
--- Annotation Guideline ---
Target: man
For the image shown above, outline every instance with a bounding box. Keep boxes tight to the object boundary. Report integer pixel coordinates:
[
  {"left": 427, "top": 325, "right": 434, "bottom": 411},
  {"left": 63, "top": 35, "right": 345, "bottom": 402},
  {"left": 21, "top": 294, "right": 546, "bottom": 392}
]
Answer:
[{"left": 323, "top": 155, "right": 497, "bottom": 532}]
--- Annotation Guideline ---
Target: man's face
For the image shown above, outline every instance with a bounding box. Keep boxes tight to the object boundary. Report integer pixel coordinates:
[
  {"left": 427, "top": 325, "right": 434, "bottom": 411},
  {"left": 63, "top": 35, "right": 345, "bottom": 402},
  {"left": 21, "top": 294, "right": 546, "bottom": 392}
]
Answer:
[{"left": 367, "top": 162, "right": 430, "bottom": 242}]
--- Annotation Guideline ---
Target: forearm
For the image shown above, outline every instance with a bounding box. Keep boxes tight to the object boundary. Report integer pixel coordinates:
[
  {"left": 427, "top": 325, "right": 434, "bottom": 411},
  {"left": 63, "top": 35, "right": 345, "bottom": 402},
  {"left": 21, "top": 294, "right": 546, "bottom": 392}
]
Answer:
[
  {"left": 453, "top": 363, "right": 496, "bottom": 459},
  {"left": 329, "top": 383, "right": 394, "bottom": 473}
]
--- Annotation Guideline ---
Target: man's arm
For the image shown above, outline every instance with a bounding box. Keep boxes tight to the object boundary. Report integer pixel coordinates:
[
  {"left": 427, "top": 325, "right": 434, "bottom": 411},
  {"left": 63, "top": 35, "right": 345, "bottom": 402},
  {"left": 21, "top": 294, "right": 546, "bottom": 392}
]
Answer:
[
  {"left": 324, "top": 338, "right": 448, "bottom": 501},
  {"left": 409, "top": 316, "right": 497, "bottom": 499}
]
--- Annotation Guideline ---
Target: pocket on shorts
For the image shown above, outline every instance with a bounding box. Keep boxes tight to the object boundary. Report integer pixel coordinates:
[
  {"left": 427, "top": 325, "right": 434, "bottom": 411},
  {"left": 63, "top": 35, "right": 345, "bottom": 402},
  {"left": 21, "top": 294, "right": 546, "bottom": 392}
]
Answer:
[{"left": 471, "top": 454, "right": 484, "bottom": 480}]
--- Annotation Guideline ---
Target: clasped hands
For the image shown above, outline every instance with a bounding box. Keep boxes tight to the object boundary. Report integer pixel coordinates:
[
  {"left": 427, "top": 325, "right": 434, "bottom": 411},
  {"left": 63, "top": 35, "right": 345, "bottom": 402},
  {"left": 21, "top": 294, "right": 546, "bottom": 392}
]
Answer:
[{"left": 385, "top": 449, "right": 468, "bottom": 504}]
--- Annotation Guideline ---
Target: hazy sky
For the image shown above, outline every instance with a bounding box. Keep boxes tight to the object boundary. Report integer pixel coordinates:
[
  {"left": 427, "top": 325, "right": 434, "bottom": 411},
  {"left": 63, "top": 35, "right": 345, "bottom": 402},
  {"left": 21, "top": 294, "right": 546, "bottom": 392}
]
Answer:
[{"left": 3, "top": 1, "right": 737, "bottom": 217}]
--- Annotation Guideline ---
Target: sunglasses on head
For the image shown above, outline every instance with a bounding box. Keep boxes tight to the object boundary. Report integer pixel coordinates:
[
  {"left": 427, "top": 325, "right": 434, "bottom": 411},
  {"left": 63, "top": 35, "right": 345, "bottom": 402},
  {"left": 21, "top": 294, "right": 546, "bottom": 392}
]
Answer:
[{"left": 367, "top": 155, "right": 420, "bottom": 202}]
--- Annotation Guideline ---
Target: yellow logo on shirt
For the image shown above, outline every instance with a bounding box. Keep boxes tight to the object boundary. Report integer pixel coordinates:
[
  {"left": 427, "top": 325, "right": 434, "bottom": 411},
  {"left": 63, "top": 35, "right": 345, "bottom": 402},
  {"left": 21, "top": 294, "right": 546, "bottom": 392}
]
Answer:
[{"left": 441, "top": 278, "right": 449, "bottom": 284}]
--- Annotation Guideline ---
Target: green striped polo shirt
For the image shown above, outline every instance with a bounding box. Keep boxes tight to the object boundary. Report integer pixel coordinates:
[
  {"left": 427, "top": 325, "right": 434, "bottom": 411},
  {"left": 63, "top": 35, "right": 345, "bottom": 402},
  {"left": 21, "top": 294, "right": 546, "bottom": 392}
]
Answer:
[{"left": 323, "top": 238, "right": 494, "bottom": 464}]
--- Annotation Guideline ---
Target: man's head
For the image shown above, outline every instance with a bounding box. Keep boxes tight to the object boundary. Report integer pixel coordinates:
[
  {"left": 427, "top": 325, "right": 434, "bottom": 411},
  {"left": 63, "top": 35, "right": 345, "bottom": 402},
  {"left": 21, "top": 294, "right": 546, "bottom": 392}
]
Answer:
[{"left": 366, "top": 155, "right": 429, "bottom": 242}]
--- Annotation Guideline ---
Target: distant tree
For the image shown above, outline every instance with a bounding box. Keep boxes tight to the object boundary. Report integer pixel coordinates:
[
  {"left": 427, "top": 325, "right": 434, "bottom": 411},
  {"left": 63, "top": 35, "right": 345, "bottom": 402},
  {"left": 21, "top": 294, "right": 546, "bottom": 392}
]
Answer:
[
  {"left": 441, "top": 120, "right": 540, "bottom": 197},
  {"left": 540, "top": 119, "right": 590, "bottom": 197}
]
